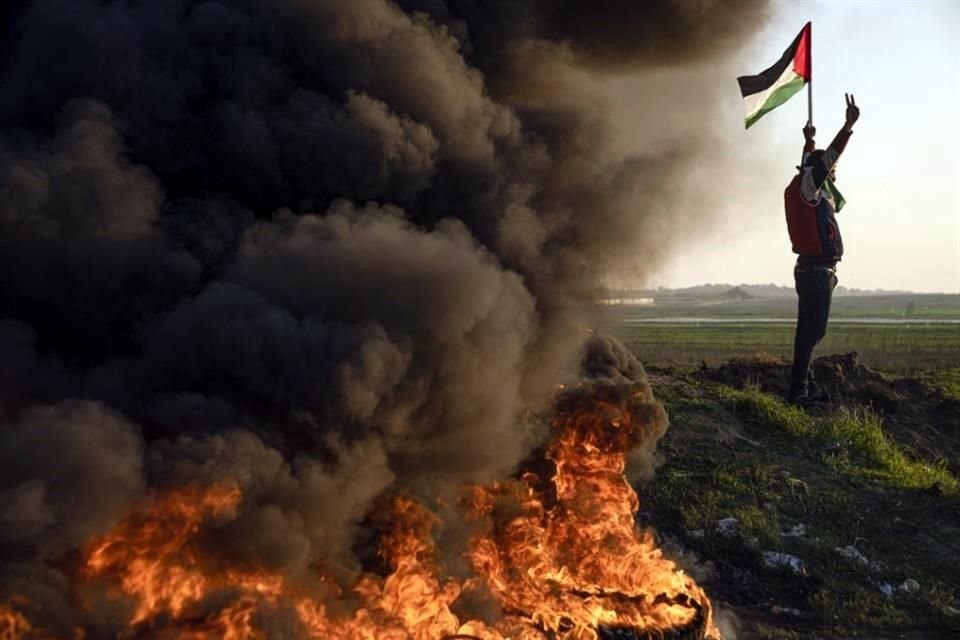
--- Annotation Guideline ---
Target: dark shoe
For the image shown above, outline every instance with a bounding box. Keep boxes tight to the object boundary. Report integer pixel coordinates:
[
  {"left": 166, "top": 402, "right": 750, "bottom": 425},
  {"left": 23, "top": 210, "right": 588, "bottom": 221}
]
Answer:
[
  {"left": 787, "top": 383, "right": 807, "bottom": 404},
  {"left": 789, "top": 392, "right": 830, "bottom": 409}
]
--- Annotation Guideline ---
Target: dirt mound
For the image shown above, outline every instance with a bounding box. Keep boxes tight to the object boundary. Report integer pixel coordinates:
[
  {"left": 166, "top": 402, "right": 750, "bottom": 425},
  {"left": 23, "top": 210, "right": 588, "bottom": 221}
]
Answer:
[{"left": 700, "top": 352, "right": 960, "bottom": 474}]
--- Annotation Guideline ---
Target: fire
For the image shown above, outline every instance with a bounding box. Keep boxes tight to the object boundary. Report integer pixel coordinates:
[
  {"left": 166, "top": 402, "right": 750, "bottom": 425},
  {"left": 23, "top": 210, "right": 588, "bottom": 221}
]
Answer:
[
  {"left": 1, "top": 605, "right": 31, "bottom": 640},
  {"left": 85, "top": 483, "right": 246, "bottom": 624},
  {"left": 463, "top": 388, "right": 717, "bottom": 638},
  {"left": 7, "top": 387, "right": 719, "bottom": 639}
]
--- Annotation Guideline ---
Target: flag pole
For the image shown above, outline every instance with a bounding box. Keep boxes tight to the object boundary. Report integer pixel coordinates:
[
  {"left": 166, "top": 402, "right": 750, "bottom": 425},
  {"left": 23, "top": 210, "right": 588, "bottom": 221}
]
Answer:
[{"left": 806, "top": 22, "right": 813, "bottom": 126}]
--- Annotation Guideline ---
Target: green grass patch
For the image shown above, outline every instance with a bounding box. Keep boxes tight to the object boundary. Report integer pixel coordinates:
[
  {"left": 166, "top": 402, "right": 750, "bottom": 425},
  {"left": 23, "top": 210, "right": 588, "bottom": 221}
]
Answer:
[
  {"left": 917, "top": 367, "right": 960, "bottom": 399},
  {"left": 609, "top": 322, "right": 960, "bottom": 374},
  {"left": 809, "top": 585, "right": 910, "bottom": 630},
  {"left": 644, "top": 375, "right": 960, "bottom": 637},
  {"left": 747, "top": 625, "right": 805, "bottom": 640},
  {"left": 714, "top": 386, "right": 958, "bottom": 493},
  {"left": 604, "top": 292, "right": 960, "bottom": 320}
]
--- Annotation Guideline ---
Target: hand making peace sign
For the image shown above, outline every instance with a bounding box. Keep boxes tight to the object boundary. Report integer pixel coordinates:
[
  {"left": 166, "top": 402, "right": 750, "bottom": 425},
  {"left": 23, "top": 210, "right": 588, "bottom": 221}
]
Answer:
[{"left": 844, "top": 93, "right": 860, "bottom": 129}]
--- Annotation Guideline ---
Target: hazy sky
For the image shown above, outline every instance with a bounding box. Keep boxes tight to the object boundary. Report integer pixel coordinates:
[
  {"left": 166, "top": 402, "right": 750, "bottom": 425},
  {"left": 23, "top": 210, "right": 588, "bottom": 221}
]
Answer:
[{"left": 615, "top": 1, "right": 959, "bottom": 293}]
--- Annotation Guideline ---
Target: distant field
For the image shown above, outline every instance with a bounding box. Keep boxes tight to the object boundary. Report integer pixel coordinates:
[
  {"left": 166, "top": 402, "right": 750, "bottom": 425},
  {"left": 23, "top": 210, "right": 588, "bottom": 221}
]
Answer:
[
  {"left": 600, "top": 293, "right": 960, "bottom": 374},
  {"left": 607, "top": 321, "right": 960, "bottom": 374},
  {"left": 602, "top": 293, "right": 960, "bottom": 321}
]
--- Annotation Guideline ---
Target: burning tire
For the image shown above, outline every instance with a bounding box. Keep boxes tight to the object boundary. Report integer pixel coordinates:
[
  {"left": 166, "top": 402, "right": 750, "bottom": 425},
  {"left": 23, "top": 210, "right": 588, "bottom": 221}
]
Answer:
[{"left": 598, "top": 593, "right": 709, "bottom": 640}]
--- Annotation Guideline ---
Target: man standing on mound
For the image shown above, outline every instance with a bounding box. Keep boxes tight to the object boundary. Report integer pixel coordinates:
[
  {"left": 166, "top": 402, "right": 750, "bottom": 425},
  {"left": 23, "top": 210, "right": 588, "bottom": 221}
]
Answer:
[{"left": 784, "top": 94, "right": 860, "bottom": 404}]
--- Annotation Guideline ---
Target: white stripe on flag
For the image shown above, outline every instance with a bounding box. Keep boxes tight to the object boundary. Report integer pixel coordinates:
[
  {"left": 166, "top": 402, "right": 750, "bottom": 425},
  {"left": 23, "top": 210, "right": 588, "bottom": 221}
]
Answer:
[{"left": 743, "top": 63, "right": 802, "bottom": 119}]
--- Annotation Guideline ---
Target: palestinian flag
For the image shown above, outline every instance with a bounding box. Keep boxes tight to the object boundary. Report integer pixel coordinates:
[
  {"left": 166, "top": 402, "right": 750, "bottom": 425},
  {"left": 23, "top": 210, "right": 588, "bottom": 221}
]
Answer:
[{"left": 738, "top": 22, "right": 811, "bottom": 129}]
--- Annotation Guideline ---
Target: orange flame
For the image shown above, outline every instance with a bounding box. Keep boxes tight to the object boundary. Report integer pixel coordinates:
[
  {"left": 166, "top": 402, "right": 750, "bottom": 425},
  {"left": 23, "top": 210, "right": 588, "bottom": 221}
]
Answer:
[
  {"left": 0, "top": 605, "right": 31, "bottom": 640},
  {"left": 85, "top": 483, "right": 245, "bottom": 624},
  {"left": 464, "top": 391, "right": 718, "bottom": 638},
  {"left": 10, "top": 389, "right": 719, "bottom": 639}
]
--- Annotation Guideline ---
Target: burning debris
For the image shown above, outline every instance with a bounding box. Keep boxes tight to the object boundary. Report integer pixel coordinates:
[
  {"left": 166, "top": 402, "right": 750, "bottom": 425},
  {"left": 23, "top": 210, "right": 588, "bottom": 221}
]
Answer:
[
  {"left": 460, "top": 377, "right": 717, "bottom": 639},
  {"left": 3, "top": 367, "right": 718, "bottom": 639},
  {"left": 0, "top": 1, "right": 771, "bottom": 637}
]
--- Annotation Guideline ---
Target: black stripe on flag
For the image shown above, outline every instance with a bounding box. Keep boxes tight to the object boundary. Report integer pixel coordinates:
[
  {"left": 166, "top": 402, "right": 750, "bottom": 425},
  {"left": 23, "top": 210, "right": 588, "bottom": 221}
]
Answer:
[{"left": 737, "top": 28, "right": 804, "bottom": 97}]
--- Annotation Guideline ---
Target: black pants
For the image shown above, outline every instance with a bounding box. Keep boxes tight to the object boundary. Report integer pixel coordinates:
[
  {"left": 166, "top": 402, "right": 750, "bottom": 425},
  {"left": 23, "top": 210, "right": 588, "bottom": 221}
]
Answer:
[{"left": 790, "top": 267, "right": 838, "bottom": 396}]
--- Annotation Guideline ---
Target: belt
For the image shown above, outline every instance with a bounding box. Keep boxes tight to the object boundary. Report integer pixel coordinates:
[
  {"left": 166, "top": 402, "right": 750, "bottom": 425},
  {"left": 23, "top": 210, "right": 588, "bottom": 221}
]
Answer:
[{"left": 795, "top": 264, "right": 836, "bottom": 274}]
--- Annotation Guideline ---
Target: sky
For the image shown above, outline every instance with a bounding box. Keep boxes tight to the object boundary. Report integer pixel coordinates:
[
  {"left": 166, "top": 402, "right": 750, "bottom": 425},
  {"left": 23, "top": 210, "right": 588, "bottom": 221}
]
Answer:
[{"left": 612, "top": 0, "right": 960, "bottom": 293}]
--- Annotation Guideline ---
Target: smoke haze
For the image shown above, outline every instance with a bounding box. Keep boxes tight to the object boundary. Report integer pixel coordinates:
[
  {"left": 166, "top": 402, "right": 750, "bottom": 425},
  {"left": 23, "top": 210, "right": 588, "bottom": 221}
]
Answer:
[{"left": 0, "top": 0, "right": 769, "bottom": 631}]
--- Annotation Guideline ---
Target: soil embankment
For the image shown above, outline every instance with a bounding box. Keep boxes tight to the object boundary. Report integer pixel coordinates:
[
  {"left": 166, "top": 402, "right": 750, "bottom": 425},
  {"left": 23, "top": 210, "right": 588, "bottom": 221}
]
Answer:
[{"left": 640, "top": 353, "right": 960, "bottom": 639}]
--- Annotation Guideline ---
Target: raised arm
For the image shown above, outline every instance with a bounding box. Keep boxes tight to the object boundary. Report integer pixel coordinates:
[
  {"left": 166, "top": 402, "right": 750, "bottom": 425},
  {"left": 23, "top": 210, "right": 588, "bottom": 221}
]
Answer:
[{"left": 802, "top": 94, "right": 860, "bottom": 197}]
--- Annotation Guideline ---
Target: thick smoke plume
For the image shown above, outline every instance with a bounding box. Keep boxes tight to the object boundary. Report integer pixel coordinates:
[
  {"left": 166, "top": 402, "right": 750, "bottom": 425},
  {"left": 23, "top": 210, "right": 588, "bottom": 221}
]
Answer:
[{"left": 0, "top": 0, "right": 768, "bottom": 632}]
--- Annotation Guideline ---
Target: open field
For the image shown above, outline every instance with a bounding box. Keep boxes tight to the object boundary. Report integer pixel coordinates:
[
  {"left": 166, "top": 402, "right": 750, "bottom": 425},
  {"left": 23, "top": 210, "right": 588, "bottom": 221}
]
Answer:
[
  {"left": 604, "top": 292, "right": 960, "bottom": 321},
  {"left": 600, "top": 292, "right": 960, "bottom": 375},
  {"left": 608, "top": 322, "right": 960, "bottom": 375}
]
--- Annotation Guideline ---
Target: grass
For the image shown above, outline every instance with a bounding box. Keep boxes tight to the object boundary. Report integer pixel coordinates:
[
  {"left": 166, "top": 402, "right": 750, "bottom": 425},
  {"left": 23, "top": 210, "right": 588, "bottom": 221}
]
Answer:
[
  {"left": 917, "top": 367, "right": 960, "bottom": 399},
  {"left": 613, "top": 297, "right": 960, "bottom": 636},
  {"left": 641, "top": 373, "right": 960, "bottom": 638},
  {"left": 601, "top": 292, "right": 960, "bottom": 374},
  {"left": 715, "top": 385, "right": 958, "bottom": 493},
  {"left": 603, "top": 293, "right": 960, "bottom": 321},
  {"left": 610, "top": 322, "right": 960, "bottom": 374}
]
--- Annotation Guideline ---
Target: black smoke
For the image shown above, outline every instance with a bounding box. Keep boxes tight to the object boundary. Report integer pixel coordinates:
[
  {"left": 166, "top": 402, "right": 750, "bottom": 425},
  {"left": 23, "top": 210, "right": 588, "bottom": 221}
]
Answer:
[{"left": 0, "top": 0, "right": 769, "bottom": 632}]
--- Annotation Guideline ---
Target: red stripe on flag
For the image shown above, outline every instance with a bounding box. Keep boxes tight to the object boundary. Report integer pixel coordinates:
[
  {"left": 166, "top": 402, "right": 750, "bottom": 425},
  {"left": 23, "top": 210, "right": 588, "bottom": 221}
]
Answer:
[{"left": 792, "top": 22, "right": 811, "bottom": 81}]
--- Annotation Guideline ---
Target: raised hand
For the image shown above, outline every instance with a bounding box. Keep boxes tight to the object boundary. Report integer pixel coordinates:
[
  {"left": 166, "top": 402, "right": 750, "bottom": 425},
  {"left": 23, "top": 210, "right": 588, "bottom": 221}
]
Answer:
[
  {"left": 803, "top": 122, "right": 816, "bottom": 141},
  {"left": 844, "top": 93, "right": 860, "bottom": 129}
]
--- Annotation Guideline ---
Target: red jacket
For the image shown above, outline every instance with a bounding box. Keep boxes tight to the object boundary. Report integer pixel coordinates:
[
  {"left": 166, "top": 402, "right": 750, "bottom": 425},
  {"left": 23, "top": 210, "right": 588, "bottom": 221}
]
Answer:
[{"left": 784, "top": 129, "right": 851, "bottom": 261}]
